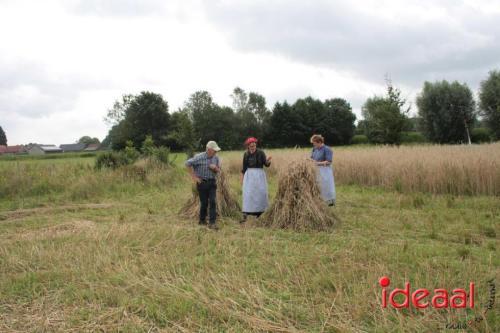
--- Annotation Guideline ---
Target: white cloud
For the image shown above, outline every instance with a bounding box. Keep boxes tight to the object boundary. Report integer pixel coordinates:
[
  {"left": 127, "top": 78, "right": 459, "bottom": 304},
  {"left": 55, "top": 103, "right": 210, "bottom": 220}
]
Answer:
[{"left": 1, "top": 0, "right": 499, "bottom": 144}]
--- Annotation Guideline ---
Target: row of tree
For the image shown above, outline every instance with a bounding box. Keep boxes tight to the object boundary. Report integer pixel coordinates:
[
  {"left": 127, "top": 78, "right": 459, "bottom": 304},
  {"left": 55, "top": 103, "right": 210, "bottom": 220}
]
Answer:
[
  {"left": 103, "top": 88, "right": 357, "bottom": 151},
  {"left": 102, "top": 70, "right": 500, "bottom": 150},
  {"left": 358, "top": 71, "right": 500, "bottom": 145}
]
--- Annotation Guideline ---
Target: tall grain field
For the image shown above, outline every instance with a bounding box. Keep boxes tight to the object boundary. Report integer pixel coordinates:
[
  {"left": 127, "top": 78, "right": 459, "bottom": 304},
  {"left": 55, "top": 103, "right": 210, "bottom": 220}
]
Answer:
[{"left": 223, "top": 143, "right": 500, "bottom": 196}]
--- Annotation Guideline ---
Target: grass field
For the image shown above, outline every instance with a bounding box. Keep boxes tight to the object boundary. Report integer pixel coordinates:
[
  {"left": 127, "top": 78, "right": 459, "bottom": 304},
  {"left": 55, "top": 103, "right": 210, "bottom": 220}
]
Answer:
[{"left": 0, "top": 145, "right": 499, "bottom": 332}]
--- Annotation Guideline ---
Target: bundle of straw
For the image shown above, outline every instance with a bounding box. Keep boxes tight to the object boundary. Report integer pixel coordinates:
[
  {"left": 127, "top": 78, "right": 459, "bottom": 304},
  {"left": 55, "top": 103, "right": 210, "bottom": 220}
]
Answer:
[
  {"left": 179, "top": 169, "right": 241, "bottom": 219},
  {"left": 259, "top": 160, "right": 337, "bottom": 231}
]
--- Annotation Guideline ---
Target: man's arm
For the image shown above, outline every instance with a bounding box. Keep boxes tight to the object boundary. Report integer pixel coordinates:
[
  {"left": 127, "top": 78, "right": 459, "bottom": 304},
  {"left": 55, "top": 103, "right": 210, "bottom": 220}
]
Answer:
[
  {"left": 186, "top": 165, "right": 201, "bottom": 184},
  {"left": 185, "top": 155, "right": 202, "bottom": 183},
  {"left": 212, "top": 156, "right": 221, "bottom": 173}
]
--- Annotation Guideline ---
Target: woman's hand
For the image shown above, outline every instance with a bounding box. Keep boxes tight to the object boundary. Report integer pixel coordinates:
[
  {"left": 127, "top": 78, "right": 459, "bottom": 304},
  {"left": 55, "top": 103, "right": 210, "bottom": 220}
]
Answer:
[{"left": 266, "top": 156, "right": 272, "bottom": 162}]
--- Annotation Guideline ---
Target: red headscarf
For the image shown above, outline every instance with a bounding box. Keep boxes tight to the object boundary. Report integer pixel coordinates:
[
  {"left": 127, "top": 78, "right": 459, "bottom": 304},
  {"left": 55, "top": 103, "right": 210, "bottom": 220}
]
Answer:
[{"left": 244, "top": 137, "right": 258, "bottom": 146}]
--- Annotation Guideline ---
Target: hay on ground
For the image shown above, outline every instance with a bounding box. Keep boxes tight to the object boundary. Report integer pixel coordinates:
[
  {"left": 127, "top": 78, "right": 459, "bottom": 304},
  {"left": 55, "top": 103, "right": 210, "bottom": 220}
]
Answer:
[
  {"left": 259, "top": 160, "right": 337, "bottom": 231},
  {"left": 179, "top": 169, "right": 241, "bottom": 219}
]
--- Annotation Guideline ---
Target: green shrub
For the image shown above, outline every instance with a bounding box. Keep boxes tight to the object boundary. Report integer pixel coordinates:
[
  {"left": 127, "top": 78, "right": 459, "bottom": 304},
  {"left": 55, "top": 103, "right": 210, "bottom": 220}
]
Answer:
[
  {"left": 124, "top": 141, "right": 140, "bottom": 164},
  {"left": 401, "top": 131, "right": 427, "bottom": 144},
  {"left": 95, "top": 152, "right": 130, "bottom": 169},
  {"left": 152, "top": 147, "right": 172, "bottom": 165},
  {"left": 351, "top": 135, "right": 369, "bottom": 145},
  {"left": 142, "top": 135, "right": 155, "bottom": 156},
  {"left": 471, "top": 128, "right": 492, "bottom": 143}
]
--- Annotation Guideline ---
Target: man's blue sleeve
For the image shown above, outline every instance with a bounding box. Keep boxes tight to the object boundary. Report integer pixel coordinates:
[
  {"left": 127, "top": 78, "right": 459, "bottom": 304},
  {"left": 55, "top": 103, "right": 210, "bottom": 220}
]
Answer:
[{"left": 185, "top": 154, "right": 200, "bottom": 167}]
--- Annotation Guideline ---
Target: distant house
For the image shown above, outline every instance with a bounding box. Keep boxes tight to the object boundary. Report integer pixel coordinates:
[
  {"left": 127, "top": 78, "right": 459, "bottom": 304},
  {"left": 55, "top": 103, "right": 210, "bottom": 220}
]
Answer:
[
  {"left": 28, "top": 144, "right": 63, "bottom": 155},
  {"left": 59, "top": 143, "right": 86, "bottom": 153},
  {"left": 0, "top": 145, "right": 26, "bottom": 155},
  {"left": 83, "top": 143, "right": 100, "bottom": 151}
]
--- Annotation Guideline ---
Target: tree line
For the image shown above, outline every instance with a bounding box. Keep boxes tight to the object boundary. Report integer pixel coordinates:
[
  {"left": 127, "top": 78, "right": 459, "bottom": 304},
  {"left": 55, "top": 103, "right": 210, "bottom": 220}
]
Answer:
[
  {"left": 358, "top": 71, "right": 500, "bottom": 145},
  {"left": 102, "top": 70, "right": 500, "bottom": 151},
  {"left": 103, "top": 87, "right": 356, "bottom": 151}
]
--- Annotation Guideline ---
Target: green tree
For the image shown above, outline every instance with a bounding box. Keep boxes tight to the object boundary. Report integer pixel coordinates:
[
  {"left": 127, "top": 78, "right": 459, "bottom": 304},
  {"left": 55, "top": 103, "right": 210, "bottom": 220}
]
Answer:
[
  {"left": 362, "top": 81, "right": 410, "bottom": 145},
  {"left": 185, "top": 90, "right": 216, "bottom": 149},
  {"left": 108, "top": 121, "right": 131, "bottom": 150},
  {"left": 417, "top": 81, "right": 476, "bottom": 144},
  {"left": 104, "top": 94, "right": 134, "bottom": 126},
  {"left": 230, "top": 87, "right": 273, "bottom": 144},
  {"left": 323, "top": 98, "right": 357, "bottom": 145},
  {"left": 105, "top": 92, "right": 171, "bottom": 150},
  {"left": 249, "top": 92, "right": 272, "bottom": 144},
  {"left": 232, "top": 87, "right": 259, "bottom": 142},
  {"left": 78, "top": 136, "right": 100, "bottom": 145},
  {"left": 0, "top": 126, "right": 6, "bottom": 145},
  {"left": 100, "top": 134, "right": 111, "bottom": 149},
  {"left": 185, "top": 91, "right": 240, "bottom": 150},
  {"left": 248, "top": 92, "right": 271, "bottom": 125},
  {"left": 355, "top": 120, "right": 369, "bottom": 135},
  {"left": 293, "top": 96, "right": 326, "bottom": 144},
  {"left": 269, "top": 101, "right": 304, "bottom": 147},
  {"left": 269, "top": 96, "right": 356, "bottom": 147},
  {"left": 406, "top": 117, "right": 422, "bottom": 132},
  {"left": 125, "top": 92, "right": 170, "bottom": 148},
  {"left": 207, "top": 105, "right": 240, "bottom": 150},
  {"left": 479, "top": 70, "right": 500, "bottom": 140},
  {"left": 165, "top": 109, "right": 196, "bottom": 151}
]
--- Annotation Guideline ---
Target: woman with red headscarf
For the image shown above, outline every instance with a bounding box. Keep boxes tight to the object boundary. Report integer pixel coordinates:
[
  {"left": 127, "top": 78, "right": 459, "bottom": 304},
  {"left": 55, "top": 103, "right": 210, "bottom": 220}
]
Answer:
[{"left": 240, "top": 137, "right": 272, "bottom": 223}]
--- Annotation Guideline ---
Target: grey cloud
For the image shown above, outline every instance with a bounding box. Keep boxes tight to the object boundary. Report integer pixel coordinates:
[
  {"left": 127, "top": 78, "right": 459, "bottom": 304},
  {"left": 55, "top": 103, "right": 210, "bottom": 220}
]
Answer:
[{"left": 204, "top": 0, "right": 500, "bottom": 89}]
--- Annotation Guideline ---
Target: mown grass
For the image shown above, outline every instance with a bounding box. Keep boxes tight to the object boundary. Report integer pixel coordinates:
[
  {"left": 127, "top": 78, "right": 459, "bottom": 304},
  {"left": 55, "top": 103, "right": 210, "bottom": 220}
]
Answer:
[{"left": 0, "top": 147, "right": 499, "bottom": 332}]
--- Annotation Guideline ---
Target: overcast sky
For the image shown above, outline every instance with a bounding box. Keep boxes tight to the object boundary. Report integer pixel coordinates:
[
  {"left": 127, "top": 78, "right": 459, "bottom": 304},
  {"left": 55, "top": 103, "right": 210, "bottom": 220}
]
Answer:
[{"left": 1, "top": 0, "right": 499, "bottom": 145}]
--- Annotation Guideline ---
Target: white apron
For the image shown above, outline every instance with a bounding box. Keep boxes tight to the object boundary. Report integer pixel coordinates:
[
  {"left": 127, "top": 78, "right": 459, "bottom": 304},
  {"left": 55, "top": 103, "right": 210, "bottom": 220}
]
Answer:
[
  {"left": 317, "top": 165, "right": 336, "bottom": 202},
  {"left": 242, "top": 168, "right": 269, "bottom": 213}
]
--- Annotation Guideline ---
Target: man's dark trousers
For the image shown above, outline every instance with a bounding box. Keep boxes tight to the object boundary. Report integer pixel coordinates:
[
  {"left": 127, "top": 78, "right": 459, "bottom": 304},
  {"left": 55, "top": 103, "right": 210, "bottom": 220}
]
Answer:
[{"left": 197, "top": 179, "right": 217, "bottom": 224}]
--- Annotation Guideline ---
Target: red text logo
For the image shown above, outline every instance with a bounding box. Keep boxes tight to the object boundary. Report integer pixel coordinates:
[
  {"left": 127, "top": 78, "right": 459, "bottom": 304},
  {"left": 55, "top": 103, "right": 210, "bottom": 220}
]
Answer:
[{"left": 379, "top": 276, "right": 474, "bottom": 309}]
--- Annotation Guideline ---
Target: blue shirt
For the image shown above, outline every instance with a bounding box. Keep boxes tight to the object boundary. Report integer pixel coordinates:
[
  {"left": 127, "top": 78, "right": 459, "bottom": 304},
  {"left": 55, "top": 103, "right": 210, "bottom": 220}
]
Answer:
[
  {"left": 185, "top": 152, "right": 220, "bottom": 180},
  {"left": 311, "top": 145, "right": 333, "bottom": 163}
]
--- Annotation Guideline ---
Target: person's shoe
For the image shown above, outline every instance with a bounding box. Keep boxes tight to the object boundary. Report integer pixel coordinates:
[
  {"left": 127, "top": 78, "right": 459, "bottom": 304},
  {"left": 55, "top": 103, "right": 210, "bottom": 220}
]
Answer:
[
  {"left": 208, "top": 223, "right": 219, "bottom": 230},
  {"left": 239, "top": 214, "right": 247, "bottom": 224},
  {"left": 199, "top": 220, "right": 207, "bottom": 225},
  {"left": 328, "top": 200, "right": 336, "bottom": 207}
]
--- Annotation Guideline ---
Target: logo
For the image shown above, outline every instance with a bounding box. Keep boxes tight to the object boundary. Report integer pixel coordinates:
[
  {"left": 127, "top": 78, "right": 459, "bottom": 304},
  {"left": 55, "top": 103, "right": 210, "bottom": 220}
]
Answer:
[
  {"left": 379, "top": 276, "right": 496, "bottom": 330},
  {"left": 379, "top": 276, "right": 474, "bottom": 309}
]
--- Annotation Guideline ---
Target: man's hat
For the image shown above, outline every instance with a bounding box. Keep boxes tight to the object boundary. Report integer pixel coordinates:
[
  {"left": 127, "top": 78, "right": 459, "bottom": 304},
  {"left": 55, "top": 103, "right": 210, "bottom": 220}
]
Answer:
[{"left": 206, "top": 141, "right": 221, "bottom": 151}]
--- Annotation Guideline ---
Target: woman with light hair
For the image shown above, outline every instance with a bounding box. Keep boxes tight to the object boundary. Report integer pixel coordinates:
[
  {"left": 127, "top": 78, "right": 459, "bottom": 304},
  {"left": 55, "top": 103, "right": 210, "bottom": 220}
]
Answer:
[
  {"left": 240, "top": 137, "right": 272, "bottom": 223},
  {"left": 310, "top": 134, "right": 336, "bottom": 206}
]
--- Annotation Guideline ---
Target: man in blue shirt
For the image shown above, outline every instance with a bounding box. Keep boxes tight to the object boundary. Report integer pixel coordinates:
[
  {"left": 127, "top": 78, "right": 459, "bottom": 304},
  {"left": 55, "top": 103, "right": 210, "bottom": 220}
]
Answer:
[{"left": 185, "top": 141, "right": 221, "bottom": 229}]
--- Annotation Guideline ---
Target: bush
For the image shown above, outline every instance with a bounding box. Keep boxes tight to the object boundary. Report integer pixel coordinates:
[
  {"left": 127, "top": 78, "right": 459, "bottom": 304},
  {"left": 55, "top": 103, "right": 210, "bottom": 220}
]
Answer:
[
  {"left": 471, "top": 128, "right": 492, "bottom": 143},
  {"left": 351, "top": 135, "right": 369, "bottom": 145},
  {"left": 95, "top": 152, "right": 130, "bottom": 169},
  {"left": 124, "top": 141, "right": 140, "bottom": 163},
  {"left": 152, "top": 146, "right": 173, "bottom": 165},
  {"left": 401, "top": 131, "right": 427, "bottom": 144},
  {"left": 141, "top": 135, "right": 155, "bottom": 156}
]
